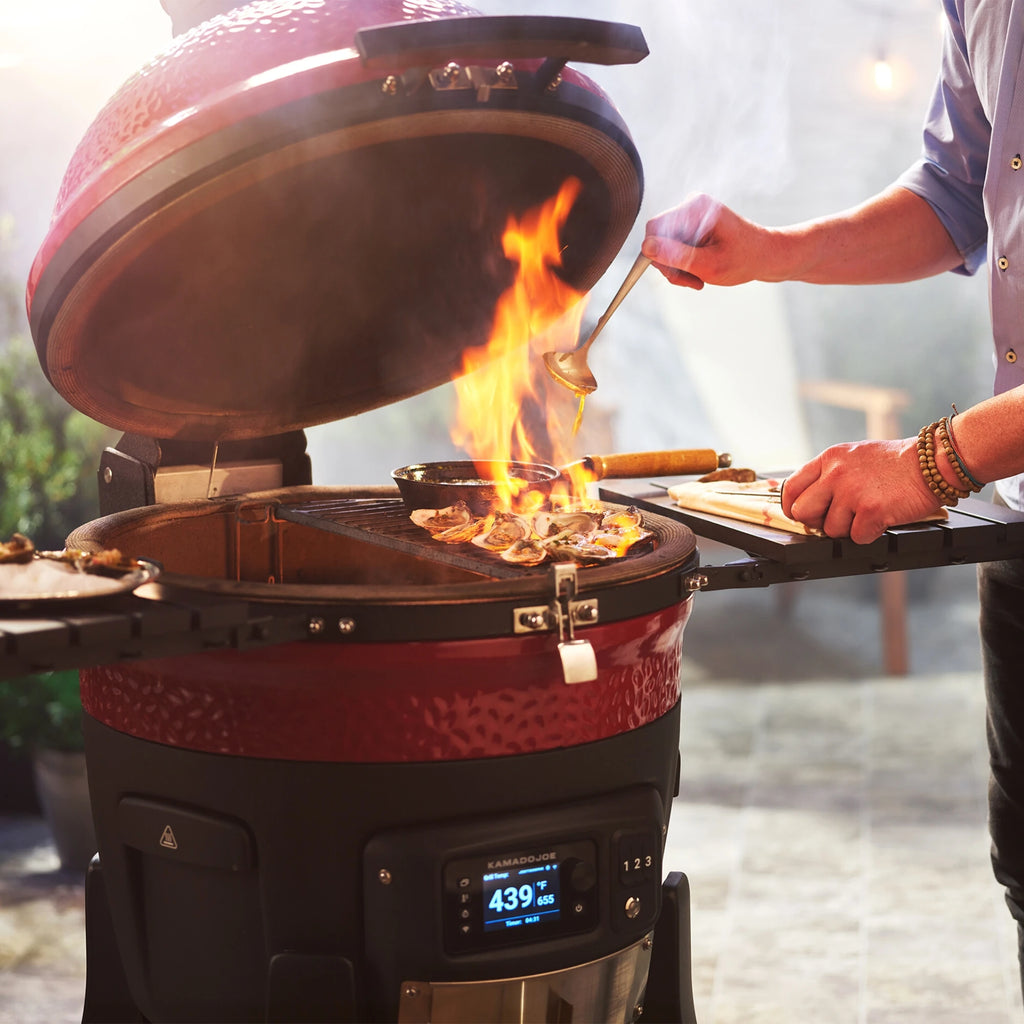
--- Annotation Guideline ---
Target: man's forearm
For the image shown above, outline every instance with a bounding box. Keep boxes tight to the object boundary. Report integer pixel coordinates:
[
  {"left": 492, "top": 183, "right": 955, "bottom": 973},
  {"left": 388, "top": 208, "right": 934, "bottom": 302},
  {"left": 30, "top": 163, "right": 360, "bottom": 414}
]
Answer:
[{"left": 763, "top": 185, "right": 965, "bottom": 285}]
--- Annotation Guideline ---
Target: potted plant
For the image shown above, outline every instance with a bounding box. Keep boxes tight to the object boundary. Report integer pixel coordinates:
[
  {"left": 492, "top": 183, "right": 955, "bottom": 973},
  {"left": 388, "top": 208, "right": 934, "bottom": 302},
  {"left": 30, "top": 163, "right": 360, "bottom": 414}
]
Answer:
[
  {"left": 0, "top": 670, "right": 96, "bottom": 874},
  {"left": 0, "top": 734, "right": 40, "bottom": 814},
  {"left": 0, "top": 222, "right": 116, "bottom": 832}
]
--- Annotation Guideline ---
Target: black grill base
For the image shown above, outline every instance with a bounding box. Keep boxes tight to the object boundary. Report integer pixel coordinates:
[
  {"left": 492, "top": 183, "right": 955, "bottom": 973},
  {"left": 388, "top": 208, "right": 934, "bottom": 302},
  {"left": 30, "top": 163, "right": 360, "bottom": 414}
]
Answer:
[{"left": 82, "top": 706, "right": 686, "bottom": 1023}]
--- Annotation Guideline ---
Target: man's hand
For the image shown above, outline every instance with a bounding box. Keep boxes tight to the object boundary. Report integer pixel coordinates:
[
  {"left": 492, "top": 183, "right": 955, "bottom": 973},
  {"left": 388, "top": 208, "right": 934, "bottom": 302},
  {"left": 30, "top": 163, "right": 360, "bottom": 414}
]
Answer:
[
  {"left": 641, "top": 193, "right": 783, "bottom": 289},
  {"left": 641, "top": 186, "right": 963, "bottom": 290},
  {"left": 781, "top": 437, "right": 944, "bottom": 544}
]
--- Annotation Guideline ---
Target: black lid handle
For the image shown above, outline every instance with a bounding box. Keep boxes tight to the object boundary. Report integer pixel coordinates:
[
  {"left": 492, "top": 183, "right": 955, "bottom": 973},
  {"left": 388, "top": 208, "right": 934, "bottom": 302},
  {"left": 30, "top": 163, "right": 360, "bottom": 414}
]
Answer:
[{"left": 356, "top": 15, "right": 649, "bottom": 71}]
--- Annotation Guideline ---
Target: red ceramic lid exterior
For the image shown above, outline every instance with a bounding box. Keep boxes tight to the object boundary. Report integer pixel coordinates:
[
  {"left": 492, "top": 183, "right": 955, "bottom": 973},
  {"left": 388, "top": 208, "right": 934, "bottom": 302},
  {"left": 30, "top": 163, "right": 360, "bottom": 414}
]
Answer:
[
  {"left": 30, "top": 1, "right": 484, "bottom": 295},
  {"left": 28, "top": 0, "right": 643, "bottom": 441}
]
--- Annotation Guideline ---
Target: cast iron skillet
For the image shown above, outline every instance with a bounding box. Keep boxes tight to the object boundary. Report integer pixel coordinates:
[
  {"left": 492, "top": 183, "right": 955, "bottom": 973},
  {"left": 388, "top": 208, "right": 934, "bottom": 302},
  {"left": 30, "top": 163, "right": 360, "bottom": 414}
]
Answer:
[{"left": 393, "top": 449, "right": 730, "bottom": 514}]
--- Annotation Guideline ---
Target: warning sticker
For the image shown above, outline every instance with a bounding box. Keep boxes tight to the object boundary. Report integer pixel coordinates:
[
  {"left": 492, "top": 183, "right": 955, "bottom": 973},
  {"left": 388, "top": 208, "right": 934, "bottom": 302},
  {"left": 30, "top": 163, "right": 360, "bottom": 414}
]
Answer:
[{"left": 159, "top": 825, "right": 178, "bottom": 850}]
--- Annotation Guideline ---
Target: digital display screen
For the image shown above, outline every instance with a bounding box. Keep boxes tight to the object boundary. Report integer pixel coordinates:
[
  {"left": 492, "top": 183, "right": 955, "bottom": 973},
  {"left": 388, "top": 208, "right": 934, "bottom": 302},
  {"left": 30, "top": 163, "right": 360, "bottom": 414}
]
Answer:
[{"left": 481, "top": 861, "right": 561, "bottom": 933}]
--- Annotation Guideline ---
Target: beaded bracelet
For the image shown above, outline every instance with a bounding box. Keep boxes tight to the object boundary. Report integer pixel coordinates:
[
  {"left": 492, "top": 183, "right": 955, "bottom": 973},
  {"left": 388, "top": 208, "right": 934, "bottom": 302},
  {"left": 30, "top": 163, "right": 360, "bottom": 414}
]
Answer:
[
  {"left": 936, "top": 417, "right": 982, "bottom": 494},
  {"left": 917, "top": 421, "right": 970, "bottom": 505}
]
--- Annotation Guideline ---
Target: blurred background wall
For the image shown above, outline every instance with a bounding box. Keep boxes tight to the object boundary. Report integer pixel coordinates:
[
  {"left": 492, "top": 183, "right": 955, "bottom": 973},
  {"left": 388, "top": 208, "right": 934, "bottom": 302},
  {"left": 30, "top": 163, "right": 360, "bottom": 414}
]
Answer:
[{"left": 0, "top": 0, "right": 992, "bottom": 508}]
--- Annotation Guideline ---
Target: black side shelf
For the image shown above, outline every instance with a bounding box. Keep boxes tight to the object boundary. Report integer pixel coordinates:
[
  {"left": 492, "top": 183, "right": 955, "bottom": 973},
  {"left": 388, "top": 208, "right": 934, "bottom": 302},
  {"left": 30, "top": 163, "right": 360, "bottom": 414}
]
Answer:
[{"left": 600, "top": 483, "right": 1024, "bottom": 593}]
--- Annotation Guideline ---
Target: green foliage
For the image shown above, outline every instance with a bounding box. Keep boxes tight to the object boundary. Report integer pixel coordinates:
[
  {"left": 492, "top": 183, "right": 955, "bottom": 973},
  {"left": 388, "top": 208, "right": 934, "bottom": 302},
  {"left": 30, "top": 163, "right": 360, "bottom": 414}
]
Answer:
[
  {"left": 0, "top": 210, "right": 116, "bottom": 547},
  {"left": 0, "top": 671, "right": 84, "bottom": 752},
  {"left": 0, "top": 335, "right": 116, "bottom": 549},
  {"left": 0, "top": 222, "right": 107, "bottom": 755}
]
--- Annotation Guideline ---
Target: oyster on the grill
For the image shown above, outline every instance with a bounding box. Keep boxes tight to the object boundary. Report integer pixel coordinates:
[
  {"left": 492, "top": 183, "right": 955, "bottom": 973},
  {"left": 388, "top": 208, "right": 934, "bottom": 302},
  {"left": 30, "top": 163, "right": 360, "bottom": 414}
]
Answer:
[
  {"left": 410, "top": 500, "right": 473, "bottom": 533},
  {"left": 600, "top": 505, "right": 644, "bottom": 531},
  {"left": 591, "top": 529, "right": 654, "bottom": 554},
  {"left": 471, "top": 512, "right": 531, "bottom": 551},
  {"left": 432, "top": 515, "right": 492, "bottom": 544},
  {"left": 410, "top": 500, "right": 652, "bottom": 566},
  {"left": 500, "top": 538, "right": 548, "bottom": 565},
  {"left": 533, "top": 509, "right": 600, "bottom": 540},
  {"left": 546, "top": 539, "right": 615, "bottom": 563}
]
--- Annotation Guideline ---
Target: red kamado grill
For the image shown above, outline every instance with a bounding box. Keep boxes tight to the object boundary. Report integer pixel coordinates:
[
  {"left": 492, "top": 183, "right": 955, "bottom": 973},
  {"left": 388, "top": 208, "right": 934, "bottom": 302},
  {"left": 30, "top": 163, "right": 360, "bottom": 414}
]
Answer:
[
  {"left": 15, "top": 2, "right": 698, "bottom": 1021},
  {"left": 8, "top": 2, "right": 1024, "bottom": 1023}
]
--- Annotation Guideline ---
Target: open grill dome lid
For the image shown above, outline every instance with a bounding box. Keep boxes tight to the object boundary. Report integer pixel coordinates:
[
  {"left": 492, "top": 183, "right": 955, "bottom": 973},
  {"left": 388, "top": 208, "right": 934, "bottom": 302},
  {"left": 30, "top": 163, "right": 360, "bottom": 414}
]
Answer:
[{"left": 26, "top": 0, "right": 648, "bottom": 443}]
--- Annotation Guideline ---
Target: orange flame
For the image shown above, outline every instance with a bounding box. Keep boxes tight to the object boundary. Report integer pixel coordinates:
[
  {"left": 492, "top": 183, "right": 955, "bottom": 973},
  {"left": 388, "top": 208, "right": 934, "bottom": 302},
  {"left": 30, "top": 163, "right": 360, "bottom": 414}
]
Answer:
[{"left": 451, "top": 178, "right": 596, "bottom": 509}]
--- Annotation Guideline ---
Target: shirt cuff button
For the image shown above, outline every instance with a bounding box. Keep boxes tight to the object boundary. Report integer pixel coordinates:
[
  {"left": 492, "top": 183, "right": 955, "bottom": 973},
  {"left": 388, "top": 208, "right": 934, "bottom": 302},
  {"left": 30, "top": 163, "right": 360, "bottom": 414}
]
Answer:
[
  {"left": 1007, "top": 349, "right": 1018, "bottom": 363},
  {"left": 1013, "top": 155, "right": 1023, "bottom": 170},
  {"left": 999, "top": 256, "right": 1010, "bottom": 271}
]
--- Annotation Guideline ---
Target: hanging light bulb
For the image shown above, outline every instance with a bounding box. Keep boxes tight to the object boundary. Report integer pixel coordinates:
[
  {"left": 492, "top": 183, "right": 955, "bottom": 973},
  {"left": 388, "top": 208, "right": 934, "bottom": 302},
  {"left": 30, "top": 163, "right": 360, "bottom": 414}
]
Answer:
[{"left": 873, "top": 54, "right": 894, "bottom": 91}]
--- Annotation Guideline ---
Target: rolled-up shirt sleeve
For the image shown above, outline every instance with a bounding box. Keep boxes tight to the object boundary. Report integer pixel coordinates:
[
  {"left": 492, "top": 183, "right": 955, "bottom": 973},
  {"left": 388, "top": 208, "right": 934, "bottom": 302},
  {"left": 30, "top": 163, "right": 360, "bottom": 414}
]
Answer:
[{"left": 896, "top": 5, "right": 990, "bottom": 275}]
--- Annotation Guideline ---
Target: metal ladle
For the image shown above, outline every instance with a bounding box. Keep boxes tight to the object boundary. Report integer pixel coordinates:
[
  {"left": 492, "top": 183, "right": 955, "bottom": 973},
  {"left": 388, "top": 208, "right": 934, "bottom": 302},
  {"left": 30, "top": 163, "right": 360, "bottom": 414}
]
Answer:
[{"left": 542, "top": 252, "right": 651, "bottom": 396}]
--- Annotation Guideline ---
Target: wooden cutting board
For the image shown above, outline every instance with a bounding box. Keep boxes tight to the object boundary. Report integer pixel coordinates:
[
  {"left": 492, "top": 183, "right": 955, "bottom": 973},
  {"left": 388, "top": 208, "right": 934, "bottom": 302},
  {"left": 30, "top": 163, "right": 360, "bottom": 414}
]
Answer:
[{"left": 667, "top": 479, "right": 947, "bottom": 537}]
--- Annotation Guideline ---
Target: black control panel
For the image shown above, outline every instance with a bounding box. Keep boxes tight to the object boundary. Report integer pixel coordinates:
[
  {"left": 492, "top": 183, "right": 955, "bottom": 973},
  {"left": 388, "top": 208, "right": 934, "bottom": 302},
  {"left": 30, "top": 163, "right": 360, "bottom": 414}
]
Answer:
[{"left": 363, "top": 786, "right": 666, "bottom": 969}]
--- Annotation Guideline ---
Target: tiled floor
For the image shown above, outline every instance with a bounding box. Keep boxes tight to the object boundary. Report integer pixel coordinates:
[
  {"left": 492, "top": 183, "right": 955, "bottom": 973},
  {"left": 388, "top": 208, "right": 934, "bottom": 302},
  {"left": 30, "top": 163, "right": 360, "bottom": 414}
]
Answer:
[
  {"left": 0, "top": 819, "right": 85, "bottom": 1024},
  {"left": 0, "top": 565, "right": 1020, "bottom": 1022},
  {"left": 667, "top": 564, "right": 1023, "bottom": 1023},
  {"left": 667, "top": 674, "right": 1020, "bottom": 1023}
]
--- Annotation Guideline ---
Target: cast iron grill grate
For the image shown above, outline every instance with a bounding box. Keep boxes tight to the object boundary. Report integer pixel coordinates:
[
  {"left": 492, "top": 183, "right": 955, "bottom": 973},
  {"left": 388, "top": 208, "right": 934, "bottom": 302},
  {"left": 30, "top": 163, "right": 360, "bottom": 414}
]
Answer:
[
  {"left": 275, "top": 496, "right": 657, "bottom": 580},
  {"left": 277, "top": 497, "right": 530, "bottom": 579}
]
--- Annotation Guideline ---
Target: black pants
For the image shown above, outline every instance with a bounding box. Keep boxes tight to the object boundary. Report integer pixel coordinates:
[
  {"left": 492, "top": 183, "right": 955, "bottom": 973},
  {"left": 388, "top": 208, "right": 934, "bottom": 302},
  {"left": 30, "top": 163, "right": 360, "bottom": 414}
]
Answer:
[{"left": 979, "top": 553, "right": 1024, "bottom": 995}]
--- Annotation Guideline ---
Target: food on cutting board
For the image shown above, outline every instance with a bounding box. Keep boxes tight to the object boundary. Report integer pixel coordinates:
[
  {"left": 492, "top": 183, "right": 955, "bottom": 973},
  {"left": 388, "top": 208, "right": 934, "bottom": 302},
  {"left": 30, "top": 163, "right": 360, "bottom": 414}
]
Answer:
[
  {"left": 697, "top": 467, "right": 758, "bottom": 483},
  {"left": 669, "top": 478, "right": 819, "bottom": 536}
]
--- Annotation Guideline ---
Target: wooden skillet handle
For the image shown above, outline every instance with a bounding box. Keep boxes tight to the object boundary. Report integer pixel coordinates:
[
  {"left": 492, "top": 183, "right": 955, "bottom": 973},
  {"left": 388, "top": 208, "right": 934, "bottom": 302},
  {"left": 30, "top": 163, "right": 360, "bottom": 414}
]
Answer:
[{"left": 583, "top": 449, "right": 730, "bottom": 480}]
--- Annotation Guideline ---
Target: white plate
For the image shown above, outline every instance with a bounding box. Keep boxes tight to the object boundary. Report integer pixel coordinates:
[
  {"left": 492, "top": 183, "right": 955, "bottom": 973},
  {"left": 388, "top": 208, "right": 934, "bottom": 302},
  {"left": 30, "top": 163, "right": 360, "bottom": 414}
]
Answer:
[{"left": 0, "top": 557, "right": 161, "bottom": 607}]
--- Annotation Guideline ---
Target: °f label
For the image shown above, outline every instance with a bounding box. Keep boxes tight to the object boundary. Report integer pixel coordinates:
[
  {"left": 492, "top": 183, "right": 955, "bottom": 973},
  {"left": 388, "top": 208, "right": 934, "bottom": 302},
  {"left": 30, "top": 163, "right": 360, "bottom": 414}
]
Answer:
[{"left": 159, "top": 825, "right": 178, "bottom": 850}]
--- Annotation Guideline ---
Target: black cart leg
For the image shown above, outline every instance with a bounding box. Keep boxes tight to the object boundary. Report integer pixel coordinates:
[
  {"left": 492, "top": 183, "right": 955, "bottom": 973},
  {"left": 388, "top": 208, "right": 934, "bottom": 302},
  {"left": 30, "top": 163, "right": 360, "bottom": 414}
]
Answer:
[
  {"left": 82, "top": 856, "right": 146, "bottom": 1023},
  {"left": 642, "top": 871, "right": 698, "bottom": 1024}
]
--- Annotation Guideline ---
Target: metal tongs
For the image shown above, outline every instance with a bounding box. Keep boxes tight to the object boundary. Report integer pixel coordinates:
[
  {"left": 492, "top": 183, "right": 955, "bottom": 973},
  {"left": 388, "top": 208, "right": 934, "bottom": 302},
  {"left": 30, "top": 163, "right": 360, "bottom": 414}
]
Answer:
[{"left": 542, "top": 253, "right": 651, "bottom": 396}]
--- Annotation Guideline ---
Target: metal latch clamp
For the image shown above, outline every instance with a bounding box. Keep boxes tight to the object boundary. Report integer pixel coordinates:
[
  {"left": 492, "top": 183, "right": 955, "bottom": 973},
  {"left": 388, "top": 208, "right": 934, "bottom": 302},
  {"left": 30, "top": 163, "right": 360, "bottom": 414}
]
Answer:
[{"left": 513, "top": 564, "right": 599, "bottom": 684}]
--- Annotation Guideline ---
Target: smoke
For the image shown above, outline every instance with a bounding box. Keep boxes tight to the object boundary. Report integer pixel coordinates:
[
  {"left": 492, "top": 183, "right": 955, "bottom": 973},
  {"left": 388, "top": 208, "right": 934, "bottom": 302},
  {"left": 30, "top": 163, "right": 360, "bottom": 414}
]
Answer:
[
  {"left": 3, "top": 0, "right": 988, "bottom": 484},
  {"left": 313, "top": 0, "right": 806, "bottom": 479},
  {"left": 471, "top": 0, "right": 795, "bottom": 215},
  {"left": 459, "top": 0, "right": 986, "bottom": 472},
  {"left": 498, "top": 0, "right": 804, "bottom": 465}
]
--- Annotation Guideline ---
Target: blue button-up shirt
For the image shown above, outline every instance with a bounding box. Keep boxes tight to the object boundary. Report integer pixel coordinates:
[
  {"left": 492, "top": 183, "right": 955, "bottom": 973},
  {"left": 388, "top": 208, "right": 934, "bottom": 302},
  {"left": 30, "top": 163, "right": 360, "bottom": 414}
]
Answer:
[{"left": 897, "top": 0, "right": 1024, "bottom": 507}]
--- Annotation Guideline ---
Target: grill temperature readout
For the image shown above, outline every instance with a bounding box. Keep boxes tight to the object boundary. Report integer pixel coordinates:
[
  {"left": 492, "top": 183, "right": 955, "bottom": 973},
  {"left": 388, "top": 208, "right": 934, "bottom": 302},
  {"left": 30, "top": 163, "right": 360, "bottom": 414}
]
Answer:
[
  {"left": 482, "top": 863, "right": 561, "bottom": 932},
  {"left": 443, "top": 839, "right": 597, "bottom": 953}
]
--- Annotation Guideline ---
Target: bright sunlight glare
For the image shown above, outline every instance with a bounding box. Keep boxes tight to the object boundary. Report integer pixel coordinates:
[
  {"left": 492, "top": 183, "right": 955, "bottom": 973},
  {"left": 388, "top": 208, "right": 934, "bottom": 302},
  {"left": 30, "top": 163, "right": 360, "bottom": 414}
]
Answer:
[{"left": 0, "top": 0, "right": 168, "bottom": 84}]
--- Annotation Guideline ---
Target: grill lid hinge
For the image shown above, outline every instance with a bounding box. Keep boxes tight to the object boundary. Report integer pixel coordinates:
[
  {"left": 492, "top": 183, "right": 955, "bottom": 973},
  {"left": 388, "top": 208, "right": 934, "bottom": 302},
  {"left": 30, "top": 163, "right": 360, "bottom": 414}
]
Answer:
[{"left": 98, "top": 431, "right": 311, "bottom": 514}]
